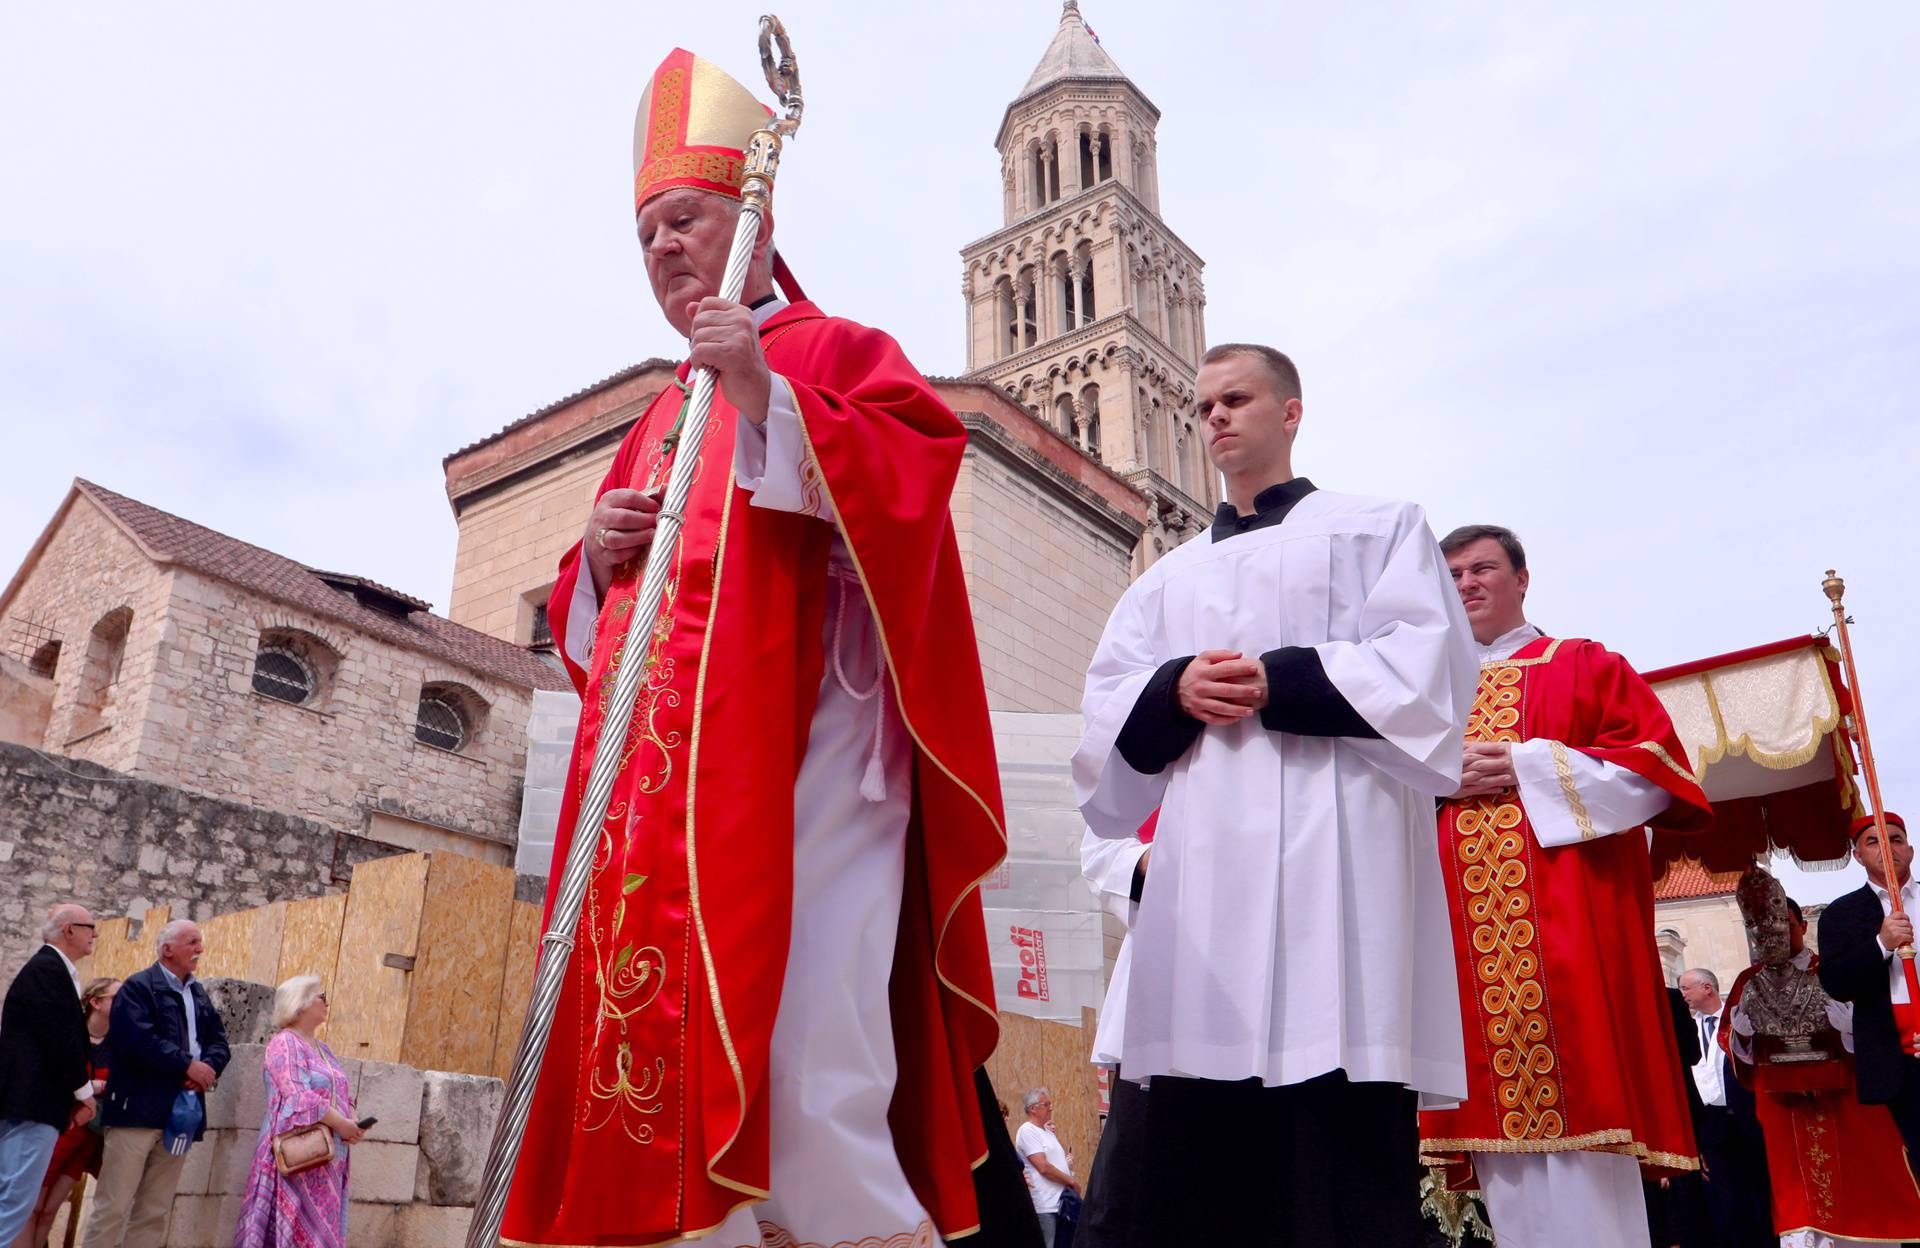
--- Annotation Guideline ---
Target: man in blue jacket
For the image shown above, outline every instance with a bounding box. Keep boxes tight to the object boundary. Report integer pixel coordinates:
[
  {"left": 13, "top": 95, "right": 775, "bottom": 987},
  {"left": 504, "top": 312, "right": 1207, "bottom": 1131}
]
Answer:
[{"left": 80, "top": 919, "right": 229, "bottom": 1248}]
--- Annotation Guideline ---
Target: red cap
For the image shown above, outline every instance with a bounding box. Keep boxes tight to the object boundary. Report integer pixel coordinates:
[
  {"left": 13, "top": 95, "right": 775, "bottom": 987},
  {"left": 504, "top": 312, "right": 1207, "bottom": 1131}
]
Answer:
[{"left": 1852, "top": 811, "right": 1907, "bottom": 841}]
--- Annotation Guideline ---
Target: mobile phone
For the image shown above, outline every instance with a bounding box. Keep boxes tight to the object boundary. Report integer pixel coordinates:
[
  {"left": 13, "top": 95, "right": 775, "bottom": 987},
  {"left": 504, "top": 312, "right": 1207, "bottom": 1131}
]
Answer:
[{"left": 356, "top": 1116, "right": 378, "bottom": 1130}]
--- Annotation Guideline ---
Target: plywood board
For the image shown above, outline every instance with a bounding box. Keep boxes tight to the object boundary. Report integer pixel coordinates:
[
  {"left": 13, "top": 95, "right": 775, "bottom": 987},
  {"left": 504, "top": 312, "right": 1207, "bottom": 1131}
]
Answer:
[
  {"left": 492, "top": 901, "right": 543, "bottom": 1080},
  {"left": 196, "top": 907, "right": 261, "bottom": 982},
  {"left": 246, "top": 902, "right": 288, "bottom": 985},
  {"left": 401, "top": 852, "right": 517, "bottom": 1075},
  {"left": 81, "top": 916, "right": 132, "bottom": 984},
  {"left": 985, "top": 1010, "right": 1102, "bottom": 1167},
  {"left": 86, "top": 906, "right": 170, "bottom": 983},
  {"left": 275, "top": 895, "right": 347, "bottom": 988},
  {"left": 327, "top": 854, "right": 429, "bottom": 1063}
]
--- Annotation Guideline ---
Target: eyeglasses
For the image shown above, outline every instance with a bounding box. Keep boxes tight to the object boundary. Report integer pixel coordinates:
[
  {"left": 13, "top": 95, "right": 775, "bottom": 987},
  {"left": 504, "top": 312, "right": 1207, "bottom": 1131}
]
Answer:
[
  {"left": 68, "top": 923, "right": 96, "bottom": 931},
  {"left": 315, "top": 993, "right": 328, "bottom": 1004}
]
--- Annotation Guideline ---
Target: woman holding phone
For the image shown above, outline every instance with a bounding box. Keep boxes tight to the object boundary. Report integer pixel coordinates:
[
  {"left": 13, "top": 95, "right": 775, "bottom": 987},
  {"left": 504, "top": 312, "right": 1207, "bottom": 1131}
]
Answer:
[{"left": 232, "top": 976, "right": 363, "bottom": 1248}]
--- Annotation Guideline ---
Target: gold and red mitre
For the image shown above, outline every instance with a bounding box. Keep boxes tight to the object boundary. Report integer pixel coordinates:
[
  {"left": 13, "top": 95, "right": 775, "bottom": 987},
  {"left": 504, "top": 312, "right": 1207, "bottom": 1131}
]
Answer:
[{"left": 632, "top": 47, "right": 772, "bottom": 214}]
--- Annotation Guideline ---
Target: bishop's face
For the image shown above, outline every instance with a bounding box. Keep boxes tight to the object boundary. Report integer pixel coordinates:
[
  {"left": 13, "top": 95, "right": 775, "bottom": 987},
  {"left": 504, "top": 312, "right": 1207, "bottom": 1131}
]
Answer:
[
  {"left": 639, "top": 189, "right": 740, "bottom": 338},
  {"left": 1195, "top": 353, "right": 1300, "bottom": 483}
]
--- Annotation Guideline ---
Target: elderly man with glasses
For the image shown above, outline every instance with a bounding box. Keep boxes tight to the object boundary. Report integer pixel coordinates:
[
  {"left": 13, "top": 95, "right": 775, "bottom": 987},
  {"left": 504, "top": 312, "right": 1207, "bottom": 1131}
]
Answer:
[{"left": 0, "top": 904, "right": 99, "bottom": 1242}]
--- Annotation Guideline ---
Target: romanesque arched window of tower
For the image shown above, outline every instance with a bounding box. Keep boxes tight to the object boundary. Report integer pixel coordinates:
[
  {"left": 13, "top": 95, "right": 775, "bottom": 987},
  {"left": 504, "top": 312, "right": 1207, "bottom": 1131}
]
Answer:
[
  {"left": 1075, "top": 240, "right": 1096, "bottom": 323},
  {"left": 1079, "top": 383, "right": 1102, "bottom": 459},
  {"left": 1167, "top": 282, "right": 1185, "bottom": 356},
  {"left": 1053, "top": 391, "right": 1077, "bottom": 441},
  {"left": 1052, "top": 251, "right": 1073, "bottom": 337},
  {"left": 1016, "top": 267, "right": 1039, "bottom": 349},
  {"left": 1006, "top": 274, "right": 1021, "bottom": 357}
]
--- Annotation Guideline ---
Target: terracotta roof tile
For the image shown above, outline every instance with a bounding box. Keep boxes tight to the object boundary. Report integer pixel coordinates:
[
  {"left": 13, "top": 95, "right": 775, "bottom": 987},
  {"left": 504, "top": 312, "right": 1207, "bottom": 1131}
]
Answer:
[
  {"left": 75, "top": 480, "right": 570, "bottom": 693},
  {"left": 1654, "top": 858, "right": 1740, "bottom": 902}
]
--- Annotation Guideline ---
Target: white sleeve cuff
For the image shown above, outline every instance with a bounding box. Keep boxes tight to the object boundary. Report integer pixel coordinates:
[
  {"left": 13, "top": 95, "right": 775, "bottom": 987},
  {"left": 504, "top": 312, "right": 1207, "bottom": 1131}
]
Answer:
[
  {"left": 732, "top": 376, "right": 831, "bottom": 520},
  {"left": 1080, "top": 831, "right": 1149, "bottom": 927},
  {"left": 564, "top": 552, "right": 599, "bottom": 669},
  {"left": 1512, "top": 739, "right": 1671, "bottom": 849}
]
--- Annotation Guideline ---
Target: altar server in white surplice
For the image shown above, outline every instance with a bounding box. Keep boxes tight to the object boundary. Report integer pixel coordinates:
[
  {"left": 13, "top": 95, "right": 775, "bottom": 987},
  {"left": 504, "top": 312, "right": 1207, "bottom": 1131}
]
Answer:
[{"left": 1073, "top": 342, "right": 1478, "bottom": 1246}]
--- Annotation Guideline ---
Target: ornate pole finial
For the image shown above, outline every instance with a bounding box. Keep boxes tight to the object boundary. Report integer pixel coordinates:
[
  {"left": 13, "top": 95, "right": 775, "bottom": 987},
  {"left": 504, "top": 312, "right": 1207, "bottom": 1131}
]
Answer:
[{"left": 1822, "top": 568, "right": 1846, "bottom": 606}]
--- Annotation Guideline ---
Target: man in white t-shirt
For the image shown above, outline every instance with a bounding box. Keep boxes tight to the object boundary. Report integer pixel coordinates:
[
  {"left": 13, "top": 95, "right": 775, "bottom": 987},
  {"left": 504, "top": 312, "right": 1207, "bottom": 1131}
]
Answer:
[{"left": 1014, "top": 1088, "right": 1078, "bottom": 1247}]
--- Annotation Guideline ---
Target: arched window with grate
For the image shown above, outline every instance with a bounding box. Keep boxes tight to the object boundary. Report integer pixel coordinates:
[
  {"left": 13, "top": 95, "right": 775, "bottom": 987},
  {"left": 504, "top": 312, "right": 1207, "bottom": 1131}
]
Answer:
[
  {"left": 252, "top": 647, "right": 314, "bottom": 705},
  {"left": 415, "top": 693, "right": 468, "bottom": 752}
]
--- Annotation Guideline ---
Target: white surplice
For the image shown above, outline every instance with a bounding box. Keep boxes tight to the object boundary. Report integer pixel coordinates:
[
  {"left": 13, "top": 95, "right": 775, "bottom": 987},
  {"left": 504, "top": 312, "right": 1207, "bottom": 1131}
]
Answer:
[
  {"left": 1081, "top": 828, "right": 1149, "bottom": 1069},
  {"left": 1073, "top": 489, "right": 1478, "bottom": 1102},
  {"left": 563, "top": 298, "right": 932, "bottom": 1247}
]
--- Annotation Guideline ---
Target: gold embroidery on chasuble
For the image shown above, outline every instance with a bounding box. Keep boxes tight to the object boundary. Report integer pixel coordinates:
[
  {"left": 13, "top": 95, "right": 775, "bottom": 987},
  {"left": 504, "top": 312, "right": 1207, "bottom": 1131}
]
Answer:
[
  {"left": 1454, "top": 663, "right": 1564, "bottom": 1143},
  {"left": 572, "top": 390, "right": 700, "bottom": 1147}
]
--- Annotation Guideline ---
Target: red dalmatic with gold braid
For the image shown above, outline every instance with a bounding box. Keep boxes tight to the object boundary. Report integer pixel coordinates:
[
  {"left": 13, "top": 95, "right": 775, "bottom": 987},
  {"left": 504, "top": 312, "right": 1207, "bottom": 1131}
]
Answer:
[
  {"left": 1420, "top": 636, "right": 1711, "bottom": 1187},
  {"left": 500, "top": 302, "right": 1005, "bottom": 1247}
]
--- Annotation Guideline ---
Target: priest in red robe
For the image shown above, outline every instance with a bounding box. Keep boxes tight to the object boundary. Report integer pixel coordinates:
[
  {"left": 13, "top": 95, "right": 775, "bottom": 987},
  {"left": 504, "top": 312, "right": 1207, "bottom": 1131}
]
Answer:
[
  {"left": 1419, "top": 525, "right": 1712, "bottom": 1248},
  {"left": 1722, "top": 870, "right": 1920, "bottom": 1246},
  {"left": 498, "top": 48, "right": 1008, "bottom": 1248}
]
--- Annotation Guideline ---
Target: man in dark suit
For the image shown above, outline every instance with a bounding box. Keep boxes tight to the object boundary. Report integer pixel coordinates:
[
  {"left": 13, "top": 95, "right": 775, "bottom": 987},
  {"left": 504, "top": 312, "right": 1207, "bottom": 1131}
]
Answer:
[
  {"left": 1645, "top": 986, "right": 1714, "bottom": 1248},
  {"left": 0, "top": 905, "right": 98, "bottom": 1243},
  {"left": 1677, "top": 968, "right": 1771, "bottom": 1247},
  {"left": 80, "top": 919, "right": 229, "bottom": 1248},
  {"left": 1817, "top": 811, "right": 1920, "bottom": 1162}
]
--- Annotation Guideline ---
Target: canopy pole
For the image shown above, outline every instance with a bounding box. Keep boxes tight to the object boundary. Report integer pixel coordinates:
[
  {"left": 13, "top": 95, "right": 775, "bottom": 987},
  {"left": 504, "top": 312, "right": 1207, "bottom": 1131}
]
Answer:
[{"left": 1823, "top": 571, "right": 1907, "bottom": 929}]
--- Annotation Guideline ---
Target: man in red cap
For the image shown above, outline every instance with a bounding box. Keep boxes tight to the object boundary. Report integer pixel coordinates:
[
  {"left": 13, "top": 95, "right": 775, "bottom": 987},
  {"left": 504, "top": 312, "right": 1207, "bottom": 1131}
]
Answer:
[
  {"left": 500, "top": 48, "right": 1011, "bottom": 1248},
  {"left": 1817, "top": 811, "right": 1920, "bottom": 1164}
]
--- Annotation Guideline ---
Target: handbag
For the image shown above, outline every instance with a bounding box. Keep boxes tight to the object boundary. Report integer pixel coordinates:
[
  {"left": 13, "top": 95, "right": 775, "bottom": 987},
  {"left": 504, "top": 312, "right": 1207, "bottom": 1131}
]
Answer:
[{"left": 271, "top": 1122, "right": 335, "bottom": 1177}]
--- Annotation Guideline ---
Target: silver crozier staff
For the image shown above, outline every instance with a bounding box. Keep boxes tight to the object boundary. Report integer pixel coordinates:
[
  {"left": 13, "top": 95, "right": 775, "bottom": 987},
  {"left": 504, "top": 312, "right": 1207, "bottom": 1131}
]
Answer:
[{"left": 462, "top": 19, "right": 804, "bottom": 1248}]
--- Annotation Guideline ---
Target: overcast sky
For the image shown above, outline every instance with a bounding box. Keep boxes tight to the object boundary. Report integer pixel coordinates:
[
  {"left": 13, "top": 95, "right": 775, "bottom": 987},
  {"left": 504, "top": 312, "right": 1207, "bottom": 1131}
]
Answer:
[{"left": 4, "top": 4, "right": 1915, "bottom": 903}]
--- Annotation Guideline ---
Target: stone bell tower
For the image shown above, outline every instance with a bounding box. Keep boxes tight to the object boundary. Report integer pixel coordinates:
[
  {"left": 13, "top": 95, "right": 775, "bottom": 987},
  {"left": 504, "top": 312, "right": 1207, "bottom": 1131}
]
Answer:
[{"left": 961, "top": 0, "right": 1215, "bottom": 565}]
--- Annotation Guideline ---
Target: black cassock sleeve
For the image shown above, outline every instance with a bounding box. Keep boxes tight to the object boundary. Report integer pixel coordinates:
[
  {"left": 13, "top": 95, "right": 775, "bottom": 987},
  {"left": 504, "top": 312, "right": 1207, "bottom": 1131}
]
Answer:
[
  {"left": 1116, "top": 648, "right": 1381, "bottom": 776},
  {"left": 1258, "top": 647, "right": 1382, "bottom": 739}
]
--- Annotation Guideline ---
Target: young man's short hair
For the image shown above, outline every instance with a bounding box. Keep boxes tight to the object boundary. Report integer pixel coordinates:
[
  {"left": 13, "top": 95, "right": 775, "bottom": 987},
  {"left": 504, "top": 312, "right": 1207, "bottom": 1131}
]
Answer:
[
  {"left": 1440, "top": 524, "right": 1528, "bottom": 574},
  {"left": 1201, "top": 343, "right": 1302, "bottom": 402}
]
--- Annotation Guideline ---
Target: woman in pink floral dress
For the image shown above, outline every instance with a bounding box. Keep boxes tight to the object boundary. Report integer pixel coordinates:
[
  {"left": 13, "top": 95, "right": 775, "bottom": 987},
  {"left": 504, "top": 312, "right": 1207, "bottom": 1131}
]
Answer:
[{"left": 233, "top": 977, "right": 364, "bottom": 1248}]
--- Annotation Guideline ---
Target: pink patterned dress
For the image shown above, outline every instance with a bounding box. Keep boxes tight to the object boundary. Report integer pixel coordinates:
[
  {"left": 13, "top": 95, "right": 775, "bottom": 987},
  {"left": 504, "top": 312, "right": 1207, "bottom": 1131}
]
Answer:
[{"left": 233, "top": 1029, "right": 353, "bottom": 1248}]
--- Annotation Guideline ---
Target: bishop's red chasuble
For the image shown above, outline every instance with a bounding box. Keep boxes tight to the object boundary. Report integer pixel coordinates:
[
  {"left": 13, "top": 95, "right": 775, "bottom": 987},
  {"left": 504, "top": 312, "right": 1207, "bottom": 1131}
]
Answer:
[
  {"left": 1420, "top": 636, "right": 1712, "bottom": 1187},
  {"left": 1723, "top": 958, "right": 1920, "bottom": 1241},
  {"left": 501, "top": 302, "right": 1005, "bottom": 1246}
]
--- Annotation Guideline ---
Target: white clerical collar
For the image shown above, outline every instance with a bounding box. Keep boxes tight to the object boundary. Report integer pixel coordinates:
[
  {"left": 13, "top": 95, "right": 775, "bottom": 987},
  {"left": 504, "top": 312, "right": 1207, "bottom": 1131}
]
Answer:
[
  {"left": 1791, "top": 947, "right": 1814, "bottom": 970},
  {"left": 1479, "top": 622, "right": 1544, "bottom": 664},
  {"left": 750, "top": 296, "right": 788, "bottom": 328}
]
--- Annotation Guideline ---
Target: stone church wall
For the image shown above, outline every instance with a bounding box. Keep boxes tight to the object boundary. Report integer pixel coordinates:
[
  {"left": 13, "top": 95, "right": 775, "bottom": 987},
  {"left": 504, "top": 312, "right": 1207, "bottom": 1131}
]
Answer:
[
  {"left": 1, "top": 495, "right": 173, "bottom": 772},
  {"left": 141, "top": 568, "right": 532, "bottom": 849},
  {"left": 952, "top": 425, "right": 1138, "bottom": 713}
]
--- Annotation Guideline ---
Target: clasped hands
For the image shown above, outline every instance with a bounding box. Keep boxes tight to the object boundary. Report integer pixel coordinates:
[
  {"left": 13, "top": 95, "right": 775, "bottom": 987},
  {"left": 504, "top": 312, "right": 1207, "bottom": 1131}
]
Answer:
[
  {"left": 1450, "top": 741, "right": 1517, "bottom": 800},
  {"left": 1175, "top": 650, "right": 1269, "bottom": 724}
]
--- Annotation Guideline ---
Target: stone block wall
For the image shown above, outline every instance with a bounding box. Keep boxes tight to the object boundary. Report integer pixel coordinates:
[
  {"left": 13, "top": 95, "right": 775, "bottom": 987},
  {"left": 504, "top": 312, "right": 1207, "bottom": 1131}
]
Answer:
[
  {"left": 0, "top": 495, "right": 173, "bottom": 771},
  {"left": 951, "top": 436, "right": 1137, "bottom": 713},
  {"left": 1, "top": 493, "right": 538, "bottom": 851},
  {"left": 0, "top": 741, "right": 396, "bottom": 982},
  {"left": 47, "top": 1043, "right": 506, "bottom": 1248},
  {"left": 143, "top": 567, "right": 533, "bottom": 848},
  {"left": 447, "top": 451, "right": 613, "bottom": 644}
]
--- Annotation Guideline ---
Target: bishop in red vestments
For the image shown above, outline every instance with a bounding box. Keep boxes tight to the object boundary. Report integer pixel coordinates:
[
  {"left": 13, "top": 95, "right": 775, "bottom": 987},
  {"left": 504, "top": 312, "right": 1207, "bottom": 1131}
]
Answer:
[
  {"left": 1419, "top": 526, "right": 1711, "bottom": 1248},
  {"left": 499, "top": 49, "right": 1006, "bottom": 1248}
]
